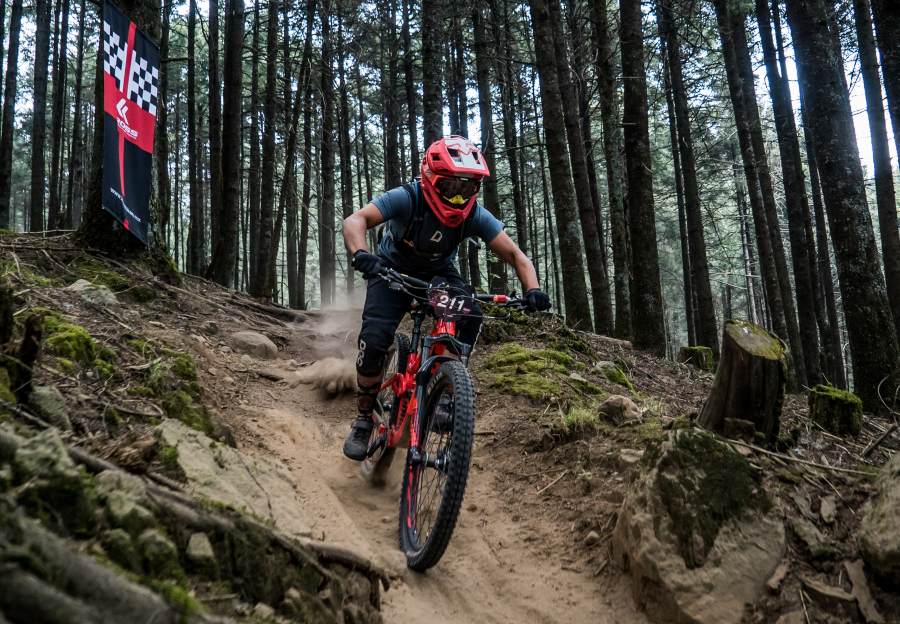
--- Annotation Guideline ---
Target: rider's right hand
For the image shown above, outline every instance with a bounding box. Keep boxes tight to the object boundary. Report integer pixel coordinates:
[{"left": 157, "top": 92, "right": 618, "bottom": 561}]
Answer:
[
  {"left": 351, "top": 250, "right": 384, "bottom": 277},
  {"left": 524, "top": 288, "right": 552, "bottom": 312}
]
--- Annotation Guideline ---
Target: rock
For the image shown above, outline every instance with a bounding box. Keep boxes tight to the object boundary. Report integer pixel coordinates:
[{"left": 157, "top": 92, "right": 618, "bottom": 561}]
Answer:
[
  {"left": 107, "top": 491, "right": 156, "bottom": 536},
  {"left": 66, "top": 279, "right": 119, "bottom": 307},
  {"left": 584, "top": 530, "right": 601, "bottom": 546},
  {"left": 808, "top": 384, "right": 862, "bottom": 436},
  {"left": 28, "top": 385, "right": 70, "bottom": 430},
  {"left": 678, "top": 346, "right": 714, "bottom": 371},
  {"left": 859, "top": 451, "right": 900, "bottom": 586},
  {"left": 617, "top": 448, "right": 644, "bottom": 479},
  {"left": 186, "top": 532, "right": 218, "bottom": 577},
  {"left": 200, "top": 320, "right": 219, "bottom": 336},
  {"left": 95, "top": 469, "right": 147, "bottom": 501},
  {"left": 800, "top": 576, "right": 855, "bottom": 611},
  {"left": 789, "top": 516, "right": 833, "bottom": 559},
  {"left": 844, "top": 559, "right": 885, "bottom": 624},
  {"left": 13, "top": 427, "right": 75, "bottom": 480},
  {"left": 766, "top": 562, "right": 788, "bottom": 592},
  {"left": 820, "top": 495, "right": 837, "bottom": 524},
  {"left": 231, "top": 331, "right": 278, "bottom": 359},
  {"left": 598, "top": 395, "right": 641, "bottom": 424},
  {"left": 612, "top": 429, "right": 784, "bottom": 624},
  {"left": 101, "top": 528, "right": 140, "bottom": 571},
  {"left": 137, "top": 528, "right": 183, "bottom": 579},
  {"left": 774, "top": 612, "right": 805, "bottom": 624},
  {"left": 252, "top": 602, "right": 276, "bottom": 620}
]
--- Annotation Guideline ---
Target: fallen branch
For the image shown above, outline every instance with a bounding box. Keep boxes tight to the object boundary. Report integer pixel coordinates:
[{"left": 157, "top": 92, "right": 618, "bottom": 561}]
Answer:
[
  {"left": 535, "top": 469, "right": 568, "bottom": 495},
  {"left": 726, "top": 438, "right": 877, "bottom": 477},
  {"left": 862, "top": 423, "right": 897, "bottom": 458}
]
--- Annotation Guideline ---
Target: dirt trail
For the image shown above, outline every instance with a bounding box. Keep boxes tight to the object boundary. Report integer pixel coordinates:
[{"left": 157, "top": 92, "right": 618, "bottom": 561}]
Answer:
[{"left": 226, "top": 312, "right": 645, "bottom": 624}]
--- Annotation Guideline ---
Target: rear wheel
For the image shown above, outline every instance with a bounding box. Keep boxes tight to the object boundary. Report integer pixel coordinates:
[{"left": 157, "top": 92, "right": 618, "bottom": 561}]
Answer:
[
  {"left": 399, "top": 360, "right": 476, "bottom": 571},
  {"left": 361, "top": 334, "right": 410, "bottom": 486}
]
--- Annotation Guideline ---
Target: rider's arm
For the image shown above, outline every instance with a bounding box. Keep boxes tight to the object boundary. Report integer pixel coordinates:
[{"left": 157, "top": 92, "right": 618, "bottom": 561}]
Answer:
[
  {"left": 343, "top": 203, "right": 385, "bottom": 254},
  {"left": 488, "top": 231, "right": 540, "bottom": 291}
]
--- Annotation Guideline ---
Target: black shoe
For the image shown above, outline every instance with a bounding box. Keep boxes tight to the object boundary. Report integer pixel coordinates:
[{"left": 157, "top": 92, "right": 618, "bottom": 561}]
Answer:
[{"left": 343, "top": 416, "right": 374, "bottom": 461}]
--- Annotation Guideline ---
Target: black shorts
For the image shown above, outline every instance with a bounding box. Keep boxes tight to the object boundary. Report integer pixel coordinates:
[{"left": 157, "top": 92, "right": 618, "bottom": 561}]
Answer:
[{"left": 356, "top": 264, "right": 482, "bottom": 374}]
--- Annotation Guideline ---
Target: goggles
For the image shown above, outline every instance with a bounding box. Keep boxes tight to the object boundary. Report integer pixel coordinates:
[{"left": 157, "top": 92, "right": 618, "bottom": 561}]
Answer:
[{"left": 434, "top": 176, "right": 481, "bottom": 207}]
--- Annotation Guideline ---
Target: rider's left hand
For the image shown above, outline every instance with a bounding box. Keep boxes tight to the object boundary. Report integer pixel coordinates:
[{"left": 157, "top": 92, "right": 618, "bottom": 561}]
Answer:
[
  {"left": 525, "top": 288, "right": 551, "bottom": 312},
  {"left": 352, "top": 250, "right": 383, "bottom": 277}
]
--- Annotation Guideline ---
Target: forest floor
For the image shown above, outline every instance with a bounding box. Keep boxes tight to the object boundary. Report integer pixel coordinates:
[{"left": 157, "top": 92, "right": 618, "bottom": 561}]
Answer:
[{"left": 1, "top": 232, "right": 899, "bottom": 623}]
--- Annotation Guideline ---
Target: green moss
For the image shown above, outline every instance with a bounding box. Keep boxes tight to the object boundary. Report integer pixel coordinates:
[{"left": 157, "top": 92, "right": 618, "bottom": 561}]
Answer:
[
  {"left": 808, "top": 384, "right": 863, "bottom": 436},
  {"left": 550, "top": 325, "right": 594, "bottom": 356},
  {"left": 569, "top": 375, "right": 606, "bottom": 396},
  {"left": 163, "top": 350, "right": 197, "bottom": 381},
  {"left": 678, "top": 346, "right": 714, "bottom": 371},
  {"left": 71, "top": 256, "right": 131, "bottom": 292},
  {"left": 158, "top": 444, "right": 180, "bottom": 473},
  {"left": 162, "top": 390, "right": 212, "bottom": 434},
  {"left": 559, "top": 406, "right": 601, "bottom": 433},
  {"left": 127, "top": 338, "right": 156, "bottom": 358},
  {"left": 123, "top": 285, "right": 157, "bottom": 303},
  {"left": 725, "top": 320, "right": 785, "bottom": 360},
  {"left": 484, "top": 371, "right": 562, "bottom": 400},
  {"left": 130, "top": 385, "right": 156, "bottom": 398},
  {"left": 599, "top": 363, "right": 635, "bottom": 392},
  {"left": 655, "top": 430, "right": 771, "bottom": 568},
  {"left": 0, "top": 260, "right": 60, "bottom": 287},
  {"left": 483, "top": 343, "right": 574, "bottom": 371},
  {"left": 151, "top": 580, "right": 204, "bottom": 621},
  {"left": 94, "top": 358, "right": 116, "bottom": 378},
  {"left": 0, "top": 369, "right": 17, "bottom": 406},
  {"left": 54, "top": 357, "right": 76, "bottom": 374},
  {"left": 44, "top": 317, "right": 96, "bottom": 365}
]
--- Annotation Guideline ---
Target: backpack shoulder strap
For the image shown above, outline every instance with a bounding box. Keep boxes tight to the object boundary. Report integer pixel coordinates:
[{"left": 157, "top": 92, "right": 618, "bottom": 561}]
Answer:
[{"left": 400, "top": 180, "right": 424, "bottom": 242}]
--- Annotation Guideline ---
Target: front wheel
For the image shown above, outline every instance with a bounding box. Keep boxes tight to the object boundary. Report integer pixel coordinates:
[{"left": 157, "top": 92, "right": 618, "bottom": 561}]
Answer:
[{"left": 399, "top": 360, "right": 476, "bottom": 571}]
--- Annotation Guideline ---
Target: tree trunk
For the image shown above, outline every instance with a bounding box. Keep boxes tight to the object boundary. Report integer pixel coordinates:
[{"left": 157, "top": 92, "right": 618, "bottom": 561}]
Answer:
[
  {"left": 592, "top": 0, "right": 631, "bottom": 340},
  {"left": 657, "top": 0, "right": 719, "bottom": 357},
  {"left": 756, "top": 0, "right": 821, "bottom": 383},
  {"left": 47, "top": 0, "right": 71, "bottom": 230},
  {"left": 799, "top": 96, "right": 845, "bottom": 388},
  {"left": 620, "top": 0, "right": 666, "bottom": 355},
  {"left": 0, "top": 0, "right": 24, "bottom": 228},
  {"left": 64, "top": 0, "right": 87, "bottom": 230},
  {"left": 713, "top": 0, "right": 793, "bottom": 376},
  {"left": 208, "top": 0, "right": 243, "bottom": 287},
  {"left": 786, "top": 0, "right": 899, "bottom": 410},
  {"left": 319, "top": 0, "right": 336, "bottom": 306},
  {"left": 154, "top": 0, "right": 172, "bottom": 240},
  {"left": 855, "top": 0, "right": 900, "bottom": 340},
  {"left": 662, "top": 48, "right": 696, "bottom": 346},
  {"left": 207, "top": 0, "right": 223, "bottom": 252},
  {"left": 473, "top": 4, "right": 506, "bottom": 293},
  {"left": 402, "top": 0, "right": 418, "bottom": 167},
  {"left": 338, "top": 10, "right": 354, "bottom": 294},
  {"left": 247, "top": 1, "right": 261, "bottom": 286},
  {"left": 186, "top": 0, "right": 204, "bottom": 273},
  {"left": 382, "top": 0, "right": 401, "bottom": 189},
  {"left": 528, "top": 0, "right": 591, "bottom": 328},
  {"left": 422, "top": 0, "right": 443, "bottom": 146},
  {"left": 871, "top": 0, "right": 900, "bottom": 166},
  {"left": 30, "top": 0, "right": 52, "bottom": 232},
  {"left": 251, "top": 2, "right": 279, "bottom": 298},
  {"left": 548, "top": 0, "right": 611, "bottom": 334},
  {"left": 699, "top": 320, "right": 786, "bottom": 447}
]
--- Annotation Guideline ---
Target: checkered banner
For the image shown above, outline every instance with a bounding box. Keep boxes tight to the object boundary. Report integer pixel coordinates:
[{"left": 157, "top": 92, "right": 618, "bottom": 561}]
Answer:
[{"left": 101, "top": 0, "right": 160, "bottom": 245}]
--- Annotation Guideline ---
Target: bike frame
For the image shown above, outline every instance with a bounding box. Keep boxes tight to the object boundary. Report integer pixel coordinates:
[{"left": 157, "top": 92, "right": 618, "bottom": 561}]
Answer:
[{"left": 377, "top": 291, "right": 513, "bottom": 455}]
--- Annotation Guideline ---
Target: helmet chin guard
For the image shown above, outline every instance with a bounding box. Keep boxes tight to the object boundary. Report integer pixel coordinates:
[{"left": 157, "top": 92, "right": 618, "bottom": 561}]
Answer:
[{"left": 420, "top": 136, "right": 491, "bottom": 227}]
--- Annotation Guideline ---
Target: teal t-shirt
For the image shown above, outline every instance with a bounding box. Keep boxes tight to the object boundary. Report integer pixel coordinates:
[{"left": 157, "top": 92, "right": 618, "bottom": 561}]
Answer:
[{"left": 372, "top": 180, "right": 504, "bottom": 274}]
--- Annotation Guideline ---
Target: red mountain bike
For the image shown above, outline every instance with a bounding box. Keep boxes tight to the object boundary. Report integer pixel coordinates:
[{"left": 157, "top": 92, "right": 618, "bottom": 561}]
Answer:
[{"left": 361, "top": 267, "right": 526, "bottom": 571}]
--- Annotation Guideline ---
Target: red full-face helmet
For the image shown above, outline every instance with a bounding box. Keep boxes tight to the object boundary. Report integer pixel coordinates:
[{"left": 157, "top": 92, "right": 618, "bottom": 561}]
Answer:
[{"left": 420, "top": 136, "right": 491, "bottom": 227}]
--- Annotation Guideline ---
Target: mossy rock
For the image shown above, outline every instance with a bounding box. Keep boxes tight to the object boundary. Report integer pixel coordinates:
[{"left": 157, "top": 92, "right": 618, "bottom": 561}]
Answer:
[
  {"left": 678, "top": 345, "right": 714, "bottom": 371},
  {"left": 654, "top": 429, "right": 771, "bottom": 569},
  {"left": 481, "top": 344, "right": 578, "bottom": 401},
  {"left": 70, "top": 256, "right": 132, "bottom": 292},
  {"left": 122, "top": 284, "right": 157, "bottom": 303},
  {"left": 151, "top": 580, "right": 204, "bottom": 618},
  {"left": 138, "top": 528, "right": 185, "bottom": 580},
  {"left": 101, "top": 528, "right": 141, "bottom": 571},
  {"left": 42, "top": 313, "right": 117, "bottom": 376},
  {"left": 596, "top": 362, "right": 635, "bottom": 392},
  {"left": 808, "top": 384, "right": 862, "bottom": 436},
  {"left": 0, "top": 368, "right": 17, "bottom": 407}
]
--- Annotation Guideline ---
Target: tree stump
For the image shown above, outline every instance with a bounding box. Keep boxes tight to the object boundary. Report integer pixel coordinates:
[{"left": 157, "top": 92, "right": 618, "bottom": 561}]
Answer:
[
  {"left": 678, "top": 345, "right": 714, "bottom": 371},
  {"left": 808, "top": 385, "right": 862, "bottom": 436},
  {"left": 698, "top": 320, "right": 786, "bottom": 446}
]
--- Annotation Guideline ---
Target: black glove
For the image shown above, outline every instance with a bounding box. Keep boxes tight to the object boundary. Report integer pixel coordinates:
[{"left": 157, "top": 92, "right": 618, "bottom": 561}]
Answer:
[
  {"left": 525, "top": 288, "right": 551, "bottom": 312},
  {"left": 351, "top": 250, "right": 383, "bottom": 277}
]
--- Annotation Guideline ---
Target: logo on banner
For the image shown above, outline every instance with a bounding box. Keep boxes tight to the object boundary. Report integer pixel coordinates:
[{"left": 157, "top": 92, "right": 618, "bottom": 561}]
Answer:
[{"left": 101, "top": 0, "right": 160, "bottom": 245}]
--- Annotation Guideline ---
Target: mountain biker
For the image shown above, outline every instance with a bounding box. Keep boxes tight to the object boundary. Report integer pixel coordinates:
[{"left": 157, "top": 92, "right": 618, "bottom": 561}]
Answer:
[{"left": 341, "top": 135, "right": 551, "bottom": 461}]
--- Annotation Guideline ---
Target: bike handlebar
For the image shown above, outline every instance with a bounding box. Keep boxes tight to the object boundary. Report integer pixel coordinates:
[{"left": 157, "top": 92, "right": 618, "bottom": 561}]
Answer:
[{"left": 378, "top": 268, "right": 526, "bottom": 308}]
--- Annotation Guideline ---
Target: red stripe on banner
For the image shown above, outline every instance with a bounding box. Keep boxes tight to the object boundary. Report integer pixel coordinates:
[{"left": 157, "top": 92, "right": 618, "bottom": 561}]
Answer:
[
  {"left": 118, "top": 23, "right": 136, "bottom": 198},
  {"left": 103, "top": 74, "right": 156, "bottom": 153}
]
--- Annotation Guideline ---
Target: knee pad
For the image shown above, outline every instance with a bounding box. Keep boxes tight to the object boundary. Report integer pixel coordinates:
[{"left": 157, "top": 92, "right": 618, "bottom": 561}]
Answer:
[{"left": 356, "top": 339, "right": 387, "bottom": 377}]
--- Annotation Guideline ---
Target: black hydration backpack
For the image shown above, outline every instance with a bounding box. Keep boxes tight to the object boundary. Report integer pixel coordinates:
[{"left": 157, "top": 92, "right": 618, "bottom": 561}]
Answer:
[{"left": 391, "top": 180, "right": 476, "bottom": 264}]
